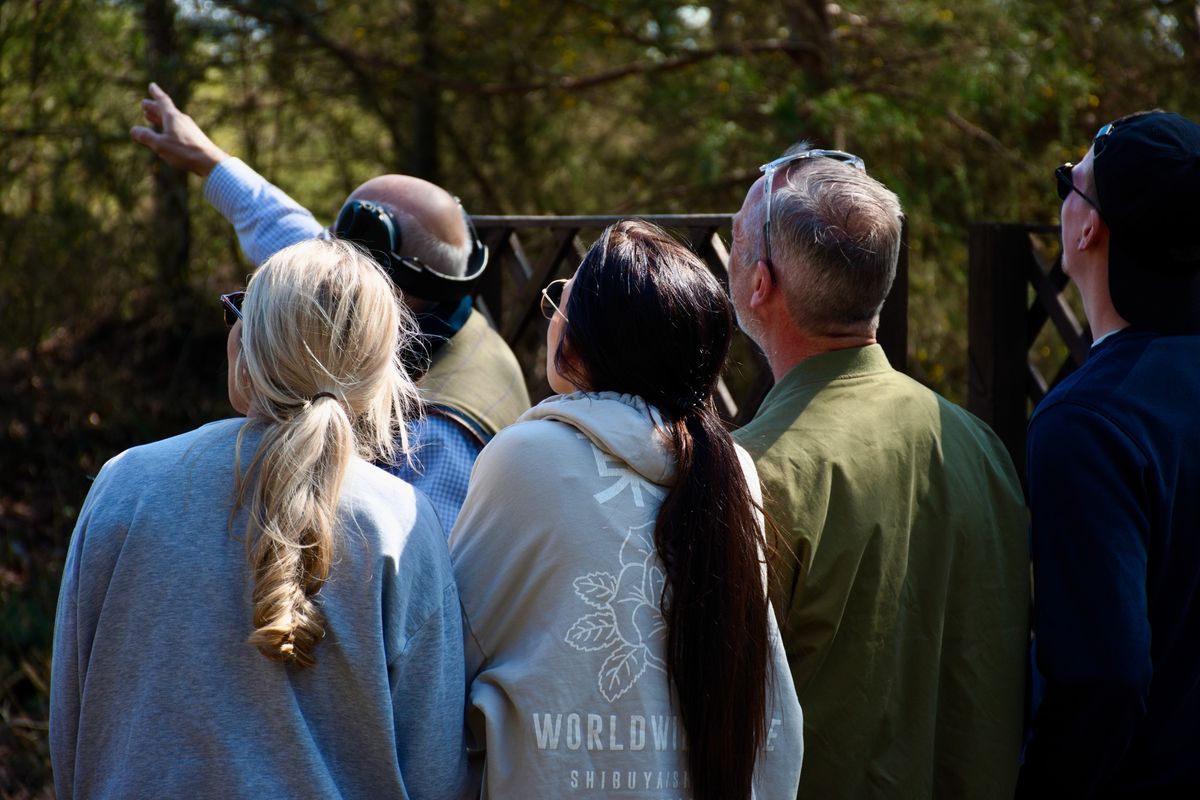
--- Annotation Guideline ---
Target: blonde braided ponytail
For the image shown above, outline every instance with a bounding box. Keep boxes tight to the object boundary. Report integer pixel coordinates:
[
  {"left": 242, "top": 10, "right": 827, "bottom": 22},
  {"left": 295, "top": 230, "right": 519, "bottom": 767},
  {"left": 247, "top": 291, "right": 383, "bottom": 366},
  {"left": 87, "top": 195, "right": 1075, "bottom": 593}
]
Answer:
[{"left": 232, "top": 239, "right": 420, "bottom": 667}]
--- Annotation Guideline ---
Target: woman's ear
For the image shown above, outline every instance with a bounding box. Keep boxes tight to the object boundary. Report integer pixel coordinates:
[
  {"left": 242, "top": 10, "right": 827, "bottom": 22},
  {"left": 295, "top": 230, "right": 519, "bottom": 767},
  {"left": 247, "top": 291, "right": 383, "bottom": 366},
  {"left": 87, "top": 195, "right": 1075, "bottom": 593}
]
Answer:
[{"left": 555, "top": 334, "right": 591, "bottom": 392}]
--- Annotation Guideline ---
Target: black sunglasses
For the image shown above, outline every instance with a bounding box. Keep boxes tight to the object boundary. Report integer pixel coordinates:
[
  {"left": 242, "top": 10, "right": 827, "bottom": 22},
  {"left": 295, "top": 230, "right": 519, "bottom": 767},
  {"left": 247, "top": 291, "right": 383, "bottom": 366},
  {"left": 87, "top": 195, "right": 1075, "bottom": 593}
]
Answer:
[
  {"left": 1055, "top": 163, "right": 1104, "bottom": 218},
  {"left": 221, "top": 291, "right": 245, "bottom": 328}
]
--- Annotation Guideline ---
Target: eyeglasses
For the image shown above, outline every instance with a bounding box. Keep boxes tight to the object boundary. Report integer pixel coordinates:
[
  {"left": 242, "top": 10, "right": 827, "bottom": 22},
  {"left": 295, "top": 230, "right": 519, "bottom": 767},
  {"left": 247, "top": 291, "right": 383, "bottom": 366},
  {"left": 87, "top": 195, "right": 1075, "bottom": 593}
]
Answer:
[
  {"left": 221, "top": 291, "right": 245, "bottom": 327},
  {"left": 1055, "top": 163, "right": 1104, "bottom": 218},
  {"left": 759, "top": 149, "right": 866, "bottom": 275},
  {"left": 540, "top": 278, "right": 569, "bottom": 322}
]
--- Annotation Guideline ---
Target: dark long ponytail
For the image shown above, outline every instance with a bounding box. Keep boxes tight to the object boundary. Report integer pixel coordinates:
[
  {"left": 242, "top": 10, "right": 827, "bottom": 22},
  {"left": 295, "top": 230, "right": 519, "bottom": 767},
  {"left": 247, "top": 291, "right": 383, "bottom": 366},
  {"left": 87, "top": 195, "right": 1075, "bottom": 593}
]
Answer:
[{"left": 556, "top": 220, "right": 771, "bottom": 800}]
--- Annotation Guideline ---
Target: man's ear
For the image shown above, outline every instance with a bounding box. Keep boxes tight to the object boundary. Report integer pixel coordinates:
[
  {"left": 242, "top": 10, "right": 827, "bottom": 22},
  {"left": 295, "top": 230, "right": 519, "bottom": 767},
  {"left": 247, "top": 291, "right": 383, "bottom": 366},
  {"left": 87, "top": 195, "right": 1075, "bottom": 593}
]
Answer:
[
  {"left": 749, "top": 260, "right": 775, "bottom": 309},
  {"left": 1077, "top": 209, "right": 1107, "bottom": 252}
]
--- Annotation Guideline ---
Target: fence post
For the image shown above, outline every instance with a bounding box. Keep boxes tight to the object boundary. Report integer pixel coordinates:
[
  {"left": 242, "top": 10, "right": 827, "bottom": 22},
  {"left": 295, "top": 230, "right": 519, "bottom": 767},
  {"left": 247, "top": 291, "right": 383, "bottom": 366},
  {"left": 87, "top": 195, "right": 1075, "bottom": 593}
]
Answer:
[
  {"left": 477, "top": 227, "right": 510, "bottom": 328},
  {"left": 968, "top": 223, "right": 1032, "bottom": 483}
]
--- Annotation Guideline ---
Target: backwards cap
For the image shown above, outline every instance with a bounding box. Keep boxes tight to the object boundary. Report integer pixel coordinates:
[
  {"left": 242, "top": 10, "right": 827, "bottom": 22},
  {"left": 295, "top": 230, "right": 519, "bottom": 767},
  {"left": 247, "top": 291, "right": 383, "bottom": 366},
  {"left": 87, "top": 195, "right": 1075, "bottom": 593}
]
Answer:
[{"left": 1092, "top": 110, "right": 1200, "bottom": 335}]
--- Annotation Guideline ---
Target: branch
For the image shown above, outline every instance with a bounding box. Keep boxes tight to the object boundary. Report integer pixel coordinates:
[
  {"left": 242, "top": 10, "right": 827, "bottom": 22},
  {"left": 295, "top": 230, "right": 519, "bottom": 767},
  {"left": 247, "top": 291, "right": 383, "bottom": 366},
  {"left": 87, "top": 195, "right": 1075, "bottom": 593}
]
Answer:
[
  {"left": 0, "top": 128, "right": 130, "bottom": 143},
  {"left": 944, "top": 110, "right": 1022, "bottom": 164},
  {"left": 216, "top": 1, "right": 407, "bottom": 115},
  {"left": 216, "top": 2, "right": 806, "bottom": 99},
  {"left": 476, "top": 39, "right": 812, "bottom": 96}
]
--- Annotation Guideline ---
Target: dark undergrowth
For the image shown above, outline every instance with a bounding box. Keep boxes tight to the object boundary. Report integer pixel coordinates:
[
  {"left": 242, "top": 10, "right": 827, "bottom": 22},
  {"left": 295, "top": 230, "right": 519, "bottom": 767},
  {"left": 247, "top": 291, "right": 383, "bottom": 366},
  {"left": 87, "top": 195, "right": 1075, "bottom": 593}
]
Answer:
[{"left": 0, "top": 288, "right": 229, "bottom": 798}]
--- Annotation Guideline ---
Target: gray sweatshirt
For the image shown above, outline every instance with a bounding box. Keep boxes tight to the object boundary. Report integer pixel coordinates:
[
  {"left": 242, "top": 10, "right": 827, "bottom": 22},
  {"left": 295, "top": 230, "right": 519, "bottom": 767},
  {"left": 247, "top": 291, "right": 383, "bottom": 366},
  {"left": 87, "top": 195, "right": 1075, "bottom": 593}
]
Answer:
[
  {"left": 450, "top": 392, "right": 804, "bottom": 798},
  {"left": 50, "top": 418, "right": 473, "bottom": 800}
]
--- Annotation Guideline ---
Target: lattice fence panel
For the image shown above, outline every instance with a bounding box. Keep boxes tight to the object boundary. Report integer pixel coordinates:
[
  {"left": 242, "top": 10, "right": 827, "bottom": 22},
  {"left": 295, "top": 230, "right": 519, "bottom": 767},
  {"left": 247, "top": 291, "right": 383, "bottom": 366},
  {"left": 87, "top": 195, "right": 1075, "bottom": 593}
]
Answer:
[
  {"left": 475, "top": 215, "right": 908, "bottom": 426},
  {"left": 968, "top": 223, "right": 1092, "bottom": 482}
]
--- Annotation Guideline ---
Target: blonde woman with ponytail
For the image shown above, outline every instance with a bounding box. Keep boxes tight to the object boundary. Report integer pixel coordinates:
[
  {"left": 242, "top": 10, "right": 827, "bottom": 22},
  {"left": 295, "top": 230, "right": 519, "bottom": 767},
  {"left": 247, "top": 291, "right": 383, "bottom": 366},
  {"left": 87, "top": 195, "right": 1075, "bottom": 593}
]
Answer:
[{"left": 50, "top": 239, "right": 473, "bottom": 800}]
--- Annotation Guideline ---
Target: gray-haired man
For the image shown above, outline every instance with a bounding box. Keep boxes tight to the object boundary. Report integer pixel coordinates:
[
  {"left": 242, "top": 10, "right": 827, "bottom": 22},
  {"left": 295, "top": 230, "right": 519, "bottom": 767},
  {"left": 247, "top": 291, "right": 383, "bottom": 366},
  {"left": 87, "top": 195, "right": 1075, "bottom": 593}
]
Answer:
[{"left": 729, "top": 146, "right": 1029, "bottom": 798}]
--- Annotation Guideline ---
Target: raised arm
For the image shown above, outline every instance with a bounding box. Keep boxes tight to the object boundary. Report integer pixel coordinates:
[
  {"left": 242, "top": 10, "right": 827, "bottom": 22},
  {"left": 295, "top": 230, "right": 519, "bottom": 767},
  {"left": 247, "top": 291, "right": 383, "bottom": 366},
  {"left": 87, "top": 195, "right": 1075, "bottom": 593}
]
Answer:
[{"left": 130, "top": 82, "right": 323, "bottom": 265}]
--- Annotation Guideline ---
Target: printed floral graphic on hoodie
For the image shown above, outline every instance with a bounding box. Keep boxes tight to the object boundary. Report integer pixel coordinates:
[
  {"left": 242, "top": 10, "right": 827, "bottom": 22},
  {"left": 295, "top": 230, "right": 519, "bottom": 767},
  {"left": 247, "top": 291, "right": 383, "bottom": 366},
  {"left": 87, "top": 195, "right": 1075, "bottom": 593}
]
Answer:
[{"left": 564, "top": 522, "right": 669, "bottom": 702}]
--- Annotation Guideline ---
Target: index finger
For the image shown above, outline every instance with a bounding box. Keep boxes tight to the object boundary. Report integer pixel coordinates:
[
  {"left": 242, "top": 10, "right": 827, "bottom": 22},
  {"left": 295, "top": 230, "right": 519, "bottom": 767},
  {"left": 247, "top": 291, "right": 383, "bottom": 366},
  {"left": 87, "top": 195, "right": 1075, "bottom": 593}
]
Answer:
[{"left": 147, "top": 82, "right": 177, "bottom": 112}]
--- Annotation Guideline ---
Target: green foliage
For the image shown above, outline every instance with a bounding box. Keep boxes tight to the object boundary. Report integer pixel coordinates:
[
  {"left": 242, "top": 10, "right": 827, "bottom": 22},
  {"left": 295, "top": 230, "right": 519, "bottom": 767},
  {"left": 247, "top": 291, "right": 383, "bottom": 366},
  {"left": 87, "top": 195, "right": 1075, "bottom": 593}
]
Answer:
[{"left": 4, "top": 0, "right": 1200, "bottom": 793}]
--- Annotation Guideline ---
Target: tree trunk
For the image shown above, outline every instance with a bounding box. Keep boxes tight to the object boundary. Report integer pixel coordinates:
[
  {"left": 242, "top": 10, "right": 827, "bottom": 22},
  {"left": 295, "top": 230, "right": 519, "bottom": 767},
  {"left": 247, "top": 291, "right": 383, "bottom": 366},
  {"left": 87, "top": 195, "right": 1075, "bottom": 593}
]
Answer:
[
  {"left": 407, "top": 0, "right": 440, "bottom": 181},
  {"left": 782, "top": 0, "right": 834, "bottom": 93},
  {"left": 143, "top": 0, "right": 191, "bottom": 296}
]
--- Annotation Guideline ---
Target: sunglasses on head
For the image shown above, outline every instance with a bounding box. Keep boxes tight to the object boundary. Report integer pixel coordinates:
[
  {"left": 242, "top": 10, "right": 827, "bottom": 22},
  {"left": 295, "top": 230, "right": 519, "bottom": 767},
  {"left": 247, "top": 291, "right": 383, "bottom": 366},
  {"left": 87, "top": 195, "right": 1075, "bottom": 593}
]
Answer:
[
  {"left": 759, "top": 149, "right": 866, "bottom": 276},
  {"left": 221, "top": 291, "right": 245, "bottom": 328},
  {"left": 1092, "top": 122, "right": 1116, "bottom": 157}
]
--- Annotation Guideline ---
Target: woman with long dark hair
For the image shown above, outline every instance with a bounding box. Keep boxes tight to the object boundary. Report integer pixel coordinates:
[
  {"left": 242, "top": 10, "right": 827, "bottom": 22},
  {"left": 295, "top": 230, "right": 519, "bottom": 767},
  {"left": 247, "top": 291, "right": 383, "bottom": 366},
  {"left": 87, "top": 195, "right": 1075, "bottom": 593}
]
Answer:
[
  {"left": 450, "top": 220, "right": 803, "bottom": 798},
  {"left": 50, "top": 239, "right": 471, "bottom": 799}
]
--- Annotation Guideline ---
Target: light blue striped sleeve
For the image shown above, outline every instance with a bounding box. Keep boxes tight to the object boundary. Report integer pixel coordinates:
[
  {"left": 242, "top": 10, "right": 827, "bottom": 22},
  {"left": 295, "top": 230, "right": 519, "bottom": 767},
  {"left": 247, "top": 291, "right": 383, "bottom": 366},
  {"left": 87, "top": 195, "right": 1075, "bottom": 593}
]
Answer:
[{"left": 203, "top": 157, "right": 326, "bottom": 266}]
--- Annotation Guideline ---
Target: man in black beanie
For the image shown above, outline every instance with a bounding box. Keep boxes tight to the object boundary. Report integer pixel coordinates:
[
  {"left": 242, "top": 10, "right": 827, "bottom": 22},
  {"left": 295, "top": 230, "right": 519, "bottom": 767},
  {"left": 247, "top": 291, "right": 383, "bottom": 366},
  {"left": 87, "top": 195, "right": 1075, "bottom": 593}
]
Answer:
[{"left": 1019, "top": 111, "right": 1200, "bottom": 796}]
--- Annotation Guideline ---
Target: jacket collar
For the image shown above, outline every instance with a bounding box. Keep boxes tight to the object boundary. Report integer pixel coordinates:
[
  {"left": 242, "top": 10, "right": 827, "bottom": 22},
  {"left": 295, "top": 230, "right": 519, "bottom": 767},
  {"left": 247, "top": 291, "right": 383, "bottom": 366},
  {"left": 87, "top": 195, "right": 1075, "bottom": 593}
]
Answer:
[{"left": 773, "top": 344, "right": 893, "bottom": 391}]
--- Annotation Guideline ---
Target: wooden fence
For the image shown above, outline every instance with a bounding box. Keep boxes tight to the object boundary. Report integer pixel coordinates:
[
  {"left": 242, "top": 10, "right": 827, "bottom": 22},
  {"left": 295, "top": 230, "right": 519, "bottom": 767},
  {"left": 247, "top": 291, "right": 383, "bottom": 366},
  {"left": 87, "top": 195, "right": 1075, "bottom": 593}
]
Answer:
[
  {"left": 472, "top": 215, "right": 909, "bottom": 426},
  {"left": 967, "top": 223, "right": 1091, "bottom": 480},
  {"left": 470, "top": 215, "right": 1079, "bottom": 476}
]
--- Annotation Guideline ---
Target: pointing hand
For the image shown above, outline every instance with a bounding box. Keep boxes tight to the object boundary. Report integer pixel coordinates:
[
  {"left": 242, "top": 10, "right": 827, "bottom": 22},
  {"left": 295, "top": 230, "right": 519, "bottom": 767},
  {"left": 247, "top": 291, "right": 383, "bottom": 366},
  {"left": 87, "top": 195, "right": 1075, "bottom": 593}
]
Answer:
[{"left": 130, "top": 82, "right": 229, "bottom": 177}]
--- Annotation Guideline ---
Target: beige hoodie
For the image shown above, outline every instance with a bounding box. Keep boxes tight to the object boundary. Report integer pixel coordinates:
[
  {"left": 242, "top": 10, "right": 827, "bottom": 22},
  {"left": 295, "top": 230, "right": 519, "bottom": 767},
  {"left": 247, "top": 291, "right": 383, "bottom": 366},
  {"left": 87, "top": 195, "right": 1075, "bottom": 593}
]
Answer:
[{"left": 450, "top": 392, "right": 803, "bottom": 798}]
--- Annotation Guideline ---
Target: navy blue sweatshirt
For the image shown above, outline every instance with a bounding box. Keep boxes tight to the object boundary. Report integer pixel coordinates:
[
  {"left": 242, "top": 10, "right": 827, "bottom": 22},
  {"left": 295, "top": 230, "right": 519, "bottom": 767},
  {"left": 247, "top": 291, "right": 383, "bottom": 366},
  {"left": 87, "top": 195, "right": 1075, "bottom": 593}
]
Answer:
[{"left": 1019, "top": 328, "right": 1200, "bottom": 797}]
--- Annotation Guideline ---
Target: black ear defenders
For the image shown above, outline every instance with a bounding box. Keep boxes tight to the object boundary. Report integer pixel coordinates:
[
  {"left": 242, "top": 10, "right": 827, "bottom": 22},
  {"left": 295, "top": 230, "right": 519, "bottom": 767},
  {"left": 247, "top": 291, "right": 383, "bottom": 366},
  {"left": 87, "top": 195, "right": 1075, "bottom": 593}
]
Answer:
[{"left": 332, "top": 197, "right": 488, "bottom": 303}]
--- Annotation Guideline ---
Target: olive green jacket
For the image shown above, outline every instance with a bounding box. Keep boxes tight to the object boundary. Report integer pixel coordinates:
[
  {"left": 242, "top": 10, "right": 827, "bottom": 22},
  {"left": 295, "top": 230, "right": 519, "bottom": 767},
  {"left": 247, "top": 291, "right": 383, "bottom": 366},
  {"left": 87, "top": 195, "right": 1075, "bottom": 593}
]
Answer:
[
  {"left": 734, "top": 345, "right": 1028, "bottom": 799},
  {"left": 420, "top": 308, "right": 531, "bottom": 443}
]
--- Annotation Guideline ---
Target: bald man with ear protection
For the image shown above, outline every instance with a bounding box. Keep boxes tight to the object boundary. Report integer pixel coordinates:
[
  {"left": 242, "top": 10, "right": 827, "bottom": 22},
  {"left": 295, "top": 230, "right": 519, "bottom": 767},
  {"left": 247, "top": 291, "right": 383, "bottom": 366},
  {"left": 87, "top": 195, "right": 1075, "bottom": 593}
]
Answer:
[{"left": 132, "top": 83, "right": 530, "bottom": 530}]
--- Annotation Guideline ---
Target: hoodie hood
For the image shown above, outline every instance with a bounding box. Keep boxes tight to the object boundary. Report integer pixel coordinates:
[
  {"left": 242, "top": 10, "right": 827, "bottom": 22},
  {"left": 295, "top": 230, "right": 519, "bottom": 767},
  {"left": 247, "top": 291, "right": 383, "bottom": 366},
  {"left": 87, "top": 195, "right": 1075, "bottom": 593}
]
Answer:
[{"left": 520, "top": 391, "right": 676, "bottom": 487}]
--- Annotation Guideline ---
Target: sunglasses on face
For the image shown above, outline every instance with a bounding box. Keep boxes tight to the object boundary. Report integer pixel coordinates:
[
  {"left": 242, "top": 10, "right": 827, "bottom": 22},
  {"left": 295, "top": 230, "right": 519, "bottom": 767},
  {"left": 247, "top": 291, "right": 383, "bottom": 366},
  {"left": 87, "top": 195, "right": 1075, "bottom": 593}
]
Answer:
[
  {"left": 540, "top": 278, "right": 569, "bottom": 322},
  {"left": 1053, "top": 120, "right": 1118, "bottom": 215},
  {"left": 759, "top": 149, "right": 866, "bottom": 275},
  {"left": 221, "top": 291, "right": 245, "bottom": 327},
  {"left": 1055, "top": 163, "right": 1104, "bottom": 218}
]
